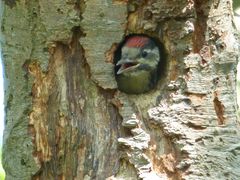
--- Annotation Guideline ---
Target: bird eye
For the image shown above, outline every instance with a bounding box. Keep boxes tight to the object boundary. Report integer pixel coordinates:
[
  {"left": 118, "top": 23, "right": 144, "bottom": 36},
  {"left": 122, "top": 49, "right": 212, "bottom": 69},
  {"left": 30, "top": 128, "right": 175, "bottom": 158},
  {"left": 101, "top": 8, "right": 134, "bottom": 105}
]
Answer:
[{"left": 141, "top": 50, "right": 148, "bottom": 58}]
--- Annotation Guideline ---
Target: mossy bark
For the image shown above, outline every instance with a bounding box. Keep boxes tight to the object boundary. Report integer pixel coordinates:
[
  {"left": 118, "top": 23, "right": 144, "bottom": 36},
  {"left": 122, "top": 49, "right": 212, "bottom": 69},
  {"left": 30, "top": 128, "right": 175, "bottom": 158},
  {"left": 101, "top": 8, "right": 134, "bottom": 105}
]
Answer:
[{"left": 1, "top": 0, "right": 240, "bottom": 179}]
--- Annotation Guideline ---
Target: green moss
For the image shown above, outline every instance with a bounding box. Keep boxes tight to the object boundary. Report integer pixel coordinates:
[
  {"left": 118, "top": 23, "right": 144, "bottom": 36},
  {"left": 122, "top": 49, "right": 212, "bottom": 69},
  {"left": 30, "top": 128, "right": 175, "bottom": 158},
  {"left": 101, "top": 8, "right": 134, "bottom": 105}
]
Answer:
[{"left": 2, "top": 0, "right": 18, "bottom": 9}]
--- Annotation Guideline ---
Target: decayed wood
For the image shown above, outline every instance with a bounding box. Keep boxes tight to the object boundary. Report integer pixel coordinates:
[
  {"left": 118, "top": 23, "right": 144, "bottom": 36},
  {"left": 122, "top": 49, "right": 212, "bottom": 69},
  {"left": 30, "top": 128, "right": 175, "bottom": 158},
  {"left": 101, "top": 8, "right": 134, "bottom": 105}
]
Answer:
[{"left": 2, "top": 0, "right": 240, "bottom": 179}]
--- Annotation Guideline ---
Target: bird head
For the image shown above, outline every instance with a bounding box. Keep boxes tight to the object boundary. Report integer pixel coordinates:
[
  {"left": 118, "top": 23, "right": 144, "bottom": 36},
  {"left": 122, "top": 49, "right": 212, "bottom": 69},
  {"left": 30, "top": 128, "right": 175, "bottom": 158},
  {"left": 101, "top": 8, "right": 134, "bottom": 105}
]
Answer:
[{"left": 116, "top": 36, "right": 160, "bottom": 75}]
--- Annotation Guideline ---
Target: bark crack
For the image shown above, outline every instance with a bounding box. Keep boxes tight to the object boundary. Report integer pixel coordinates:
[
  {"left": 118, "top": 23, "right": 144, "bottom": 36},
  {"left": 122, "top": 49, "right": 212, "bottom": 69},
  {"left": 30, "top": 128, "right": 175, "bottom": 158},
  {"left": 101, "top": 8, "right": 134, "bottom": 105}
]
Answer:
[
  {"left": 193, "top": 0, "right": 209, "bottom": 52},
  {"left": 213, "top": 92, "right": 225, "bottom": 125}
]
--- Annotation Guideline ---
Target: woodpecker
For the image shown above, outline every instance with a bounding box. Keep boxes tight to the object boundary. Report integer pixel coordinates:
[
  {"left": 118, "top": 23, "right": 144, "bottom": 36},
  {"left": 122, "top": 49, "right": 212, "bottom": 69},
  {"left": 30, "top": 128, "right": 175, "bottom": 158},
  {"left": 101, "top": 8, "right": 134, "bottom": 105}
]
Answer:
[{"left": 115, "top": 35, "right": 162, "bottom": 94}]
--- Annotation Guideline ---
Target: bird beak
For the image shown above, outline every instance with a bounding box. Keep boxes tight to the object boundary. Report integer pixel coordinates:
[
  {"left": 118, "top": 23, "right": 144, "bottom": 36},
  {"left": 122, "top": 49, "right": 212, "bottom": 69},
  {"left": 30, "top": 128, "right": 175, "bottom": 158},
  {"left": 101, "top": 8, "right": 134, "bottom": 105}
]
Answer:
[
  {"left": 116, "top": 58, "right": 140, "bottom": 75},
  {"left": 116, "top": 58, "right": 132, "bottom": 66},
  {"left": 116, "top": 65, "right": 126, "bottom": 75}
]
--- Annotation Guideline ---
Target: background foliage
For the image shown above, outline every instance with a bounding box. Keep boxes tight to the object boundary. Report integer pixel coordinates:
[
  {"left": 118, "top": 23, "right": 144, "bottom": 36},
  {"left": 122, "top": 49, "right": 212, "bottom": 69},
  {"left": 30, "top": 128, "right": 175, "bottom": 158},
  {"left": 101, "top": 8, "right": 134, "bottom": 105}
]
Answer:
[{"left": 0, "top": 149, "right": 4, "bottom": 180}]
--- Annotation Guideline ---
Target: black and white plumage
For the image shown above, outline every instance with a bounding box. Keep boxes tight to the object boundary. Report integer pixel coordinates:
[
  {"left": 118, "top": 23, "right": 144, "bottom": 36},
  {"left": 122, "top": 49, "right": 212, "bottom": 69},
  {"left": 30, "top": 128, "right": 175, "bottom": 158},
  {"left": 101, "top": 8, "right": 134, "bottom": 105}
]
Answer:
[{"left": 114, "top": 35, "right": 163, "bottom": 94}]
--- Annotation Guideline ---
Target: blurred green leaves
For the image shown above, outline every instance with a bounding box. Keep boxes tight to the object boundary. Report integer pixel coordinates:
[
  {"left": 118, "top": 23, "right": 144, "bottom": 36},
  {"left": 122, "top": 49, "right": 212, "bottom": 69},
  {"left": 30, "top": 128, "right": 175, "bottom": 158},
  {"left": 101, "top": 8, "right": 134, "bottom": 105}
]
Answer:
[
  {"left": 233, "top": 0, "right": 240, "bottom": 11},
  {"left": 0, "top": 148, "right": 5, "bottom": 180}
]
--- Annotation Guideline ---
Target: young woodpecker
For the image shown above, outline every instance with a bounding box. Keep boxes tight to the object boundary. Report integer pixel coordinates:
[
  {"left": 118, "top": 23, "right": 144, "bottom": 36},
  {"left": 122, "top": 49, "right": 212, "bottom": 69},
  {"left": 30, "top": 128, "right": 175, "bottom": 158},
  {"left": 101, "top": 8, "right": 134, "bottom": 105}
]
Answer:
[{"left": 115, "top": 35, "right": 161, "bottom": 94}]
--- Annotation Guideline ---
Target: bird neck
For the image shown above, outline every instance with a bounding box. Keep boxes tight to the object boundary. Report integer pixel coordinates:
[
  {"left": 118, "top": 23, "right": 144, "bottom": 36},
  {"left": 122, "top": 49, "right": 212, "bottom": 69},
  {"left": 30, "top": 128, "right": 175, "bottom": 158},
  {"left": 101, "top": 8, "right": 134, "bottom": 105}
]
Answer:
[{"left": 116, "top": 70, "right": 152, "bottom": 94}]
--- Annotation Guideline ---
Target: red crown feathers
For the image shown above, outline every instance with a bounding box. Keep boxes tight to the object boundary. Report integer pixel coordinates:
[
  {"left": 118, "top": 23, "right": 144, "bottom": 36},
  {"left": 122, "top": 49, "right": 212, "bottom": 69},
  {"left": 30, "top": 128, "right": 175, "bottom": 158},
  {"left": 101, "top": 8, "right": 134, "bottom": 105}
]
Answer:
[{"left": 125, "top": 36, "right": 150, "bottom": 48}]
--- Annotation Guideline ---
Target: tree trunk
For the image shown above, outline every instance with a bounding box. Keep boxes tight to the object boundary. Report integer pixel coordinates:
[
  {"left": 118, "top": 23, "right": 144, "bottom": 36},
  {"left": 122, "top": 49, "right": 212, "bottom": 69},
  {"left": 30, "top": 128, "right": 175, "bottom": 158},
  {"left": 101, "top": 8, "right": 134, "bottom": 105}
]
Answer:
[{"left": 2, "top": 0, "right": 240, "bottom": 179}]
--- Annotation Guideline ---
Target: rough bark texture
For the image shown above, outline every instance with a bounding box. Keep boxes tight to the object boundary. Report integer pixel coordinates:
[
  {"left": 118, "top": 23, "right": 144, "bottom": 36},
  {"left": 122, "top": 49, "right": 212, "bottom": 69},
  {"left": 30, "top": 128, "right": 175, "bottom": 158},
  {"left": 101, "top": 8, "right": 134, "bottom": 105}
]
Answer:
[{"left": 1, "top": 0, "right": 240, "bottom": 180}]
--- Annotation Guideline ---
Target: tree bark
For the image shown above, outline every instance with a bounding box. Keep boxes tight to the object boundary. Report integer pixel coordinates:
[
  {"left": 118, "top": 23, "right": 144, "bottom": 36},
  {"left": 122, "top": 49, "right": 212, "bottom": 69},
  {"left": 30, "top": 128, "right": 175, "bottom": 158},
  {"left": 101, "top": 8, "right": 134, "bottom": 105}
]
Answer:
[{"left": 2, "top": 0, "right": 240, "bottom": 179}]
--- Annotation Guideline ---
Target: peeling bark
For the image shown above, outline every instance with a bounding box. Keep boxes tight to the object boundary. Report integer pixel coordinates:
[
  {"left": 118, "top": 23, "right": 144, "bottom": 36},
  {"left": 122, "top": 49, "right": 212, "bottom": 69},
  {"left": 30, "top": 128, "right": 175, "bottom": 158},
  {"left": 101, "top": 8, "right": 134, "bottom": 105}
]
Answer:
[{"left": 2, "top": 0, "right": 240, "bottom": 180}]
